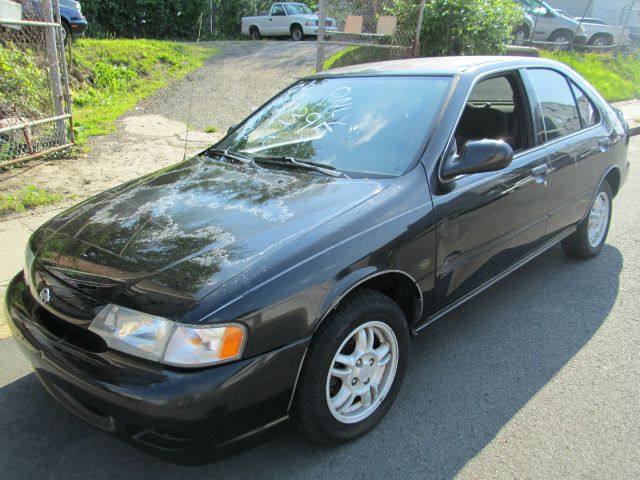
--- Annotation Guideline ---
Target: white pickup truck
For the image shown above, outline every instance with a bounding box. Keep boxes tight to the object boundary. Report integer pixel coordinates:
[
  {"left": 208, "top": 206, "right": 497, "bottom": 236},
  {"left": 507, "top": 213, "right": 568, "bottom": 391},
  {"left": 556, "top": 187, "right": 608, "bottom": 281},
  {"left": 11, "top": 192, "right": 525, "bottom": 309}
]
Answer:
[
  {"left": 241, "top": 2, "right": 336, "bottom": 41},
  {"left": 574, "top": 17, "right": 629, "bottom": 47}
]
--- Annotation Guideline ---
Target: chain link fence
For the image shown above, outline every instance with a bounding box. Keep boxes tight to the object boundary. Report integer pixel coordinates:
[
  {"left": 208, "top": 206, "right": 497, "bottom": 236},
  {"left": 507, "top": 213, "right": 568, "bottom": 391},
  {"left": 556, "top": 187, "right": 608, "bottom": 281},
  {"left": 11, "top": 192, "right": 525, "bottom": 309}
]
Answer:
[
  {"left": 0, "top": 0, "right": 73, "bottom": 167},
  {"left": 316, "top": 0, "right": 426, "bottom": 72}
]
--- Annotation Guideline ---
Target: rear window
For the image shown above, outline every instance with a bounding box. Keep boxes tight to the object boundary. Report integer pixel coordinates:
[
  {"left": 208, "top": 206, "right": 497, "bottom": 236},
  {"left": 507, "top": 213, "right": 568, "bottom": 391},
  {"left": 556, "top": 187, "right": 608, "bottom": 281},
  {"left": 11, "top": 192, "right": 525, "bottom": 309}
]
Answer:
[
  {"left": 570, "top": 82, "right": 600, "bottom": 128},
  {"left": 527, "top": 69, "right": 582, "bottom": 141}
]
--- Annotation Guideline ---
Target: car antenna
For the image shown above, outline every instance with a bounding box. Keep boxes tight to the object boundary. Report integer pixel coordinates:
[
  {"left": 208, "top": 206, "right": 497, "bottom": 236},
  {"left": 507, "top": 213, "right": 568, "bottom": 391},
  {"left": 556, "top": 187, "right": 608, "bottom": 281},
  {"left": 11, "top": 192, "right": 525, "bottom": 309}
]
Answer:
[{"left": 183, "top": 75, "right": 196, "bottom": 161}]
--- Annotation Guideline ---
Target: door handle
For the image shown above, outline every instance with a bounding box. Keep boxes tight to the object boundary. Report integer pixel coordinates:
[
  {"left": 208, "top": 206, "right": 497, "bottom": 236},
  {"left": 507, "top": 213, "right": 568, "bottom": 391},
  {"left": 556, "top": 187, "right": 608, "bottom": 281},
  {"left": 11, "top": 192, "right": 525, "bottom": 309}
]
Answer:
[
  {"left": 530, "top": 164, "right": 549, "bottom": 177},
  {"left": 598, "top": 138, "right": 610, "bottom": 151}
]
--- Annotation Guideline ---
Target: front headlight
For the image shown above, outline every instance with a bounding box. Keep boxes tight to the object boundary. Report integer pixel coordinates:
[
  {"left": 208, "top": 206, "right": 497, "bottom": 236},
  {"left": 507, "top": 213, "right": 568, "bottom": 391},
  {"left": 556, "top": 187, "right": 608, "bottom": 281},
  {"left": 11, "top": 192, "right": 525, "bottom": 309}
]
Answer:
[
  {"left": 89, "top": 304, "right": 247, "bottom": 367},
  {"left": 305, "top": 19, "right": 318, "bottom": 26}
]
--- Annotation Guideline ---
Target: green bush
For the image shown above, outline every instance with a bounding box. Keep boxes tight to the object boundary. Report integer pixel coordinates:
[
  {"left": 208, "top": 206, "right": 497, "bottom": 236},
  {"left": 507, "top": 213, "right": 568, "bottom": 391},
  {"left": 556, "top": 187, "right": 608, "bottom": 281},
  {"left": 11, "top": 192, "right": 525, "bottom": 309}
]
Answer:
[
  {"left": 0, "top": 44, "right": 49, "bottom": 116},
  {"left": 389, "top": 0, "right": 522, "bottom": 56},
  {"left": 81, "top": 0, "right": 210, "bottom": 39}
]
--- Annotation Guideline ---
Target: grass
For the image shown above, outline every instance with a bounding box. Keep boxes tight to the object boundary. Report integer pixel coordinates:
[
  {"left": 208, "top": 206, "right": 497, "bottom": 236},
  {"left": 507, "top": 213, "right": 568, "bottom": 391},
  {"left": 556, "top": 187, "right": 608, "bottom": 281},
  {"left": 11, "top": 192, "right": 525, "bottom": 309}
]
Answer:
[
  {"left": 320, "top": 46, "right": 389, "bottom": 72},
  {"left": 204, "top": 126, "right": 219, "bottom": 133},
  {"left": 70, "top": 39, "right": 218, "bottom": 141},
  {"left": 0, "top": 185, "right": 64, "bottom": 214},
  {"left": 541, "top": 51, "right": 640, "bottom": 102}
]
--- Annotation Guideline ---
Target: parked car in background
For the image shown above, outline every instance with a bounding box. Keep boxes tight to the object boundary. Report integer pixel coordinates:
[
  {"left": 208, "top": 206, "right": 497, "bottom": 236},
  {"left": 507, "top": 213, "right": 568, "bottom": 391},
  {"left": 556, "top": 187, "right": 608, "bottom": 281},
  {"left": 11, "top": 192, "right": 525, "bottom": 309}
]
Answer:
[
  {"left": 574, "top": 17, "right": 627, "bottom": 46},
  {"left": 23, "top": 0, "right": 86, "bottom": 41},
  {"left": 241, "top": 2, "right": 336, "bottom": 41},
  {"left": 5, "top": 56, "right": 629, "bottom": 463},
  {"left": 516, "top": 0, "right": 588, "bottom": 45}
]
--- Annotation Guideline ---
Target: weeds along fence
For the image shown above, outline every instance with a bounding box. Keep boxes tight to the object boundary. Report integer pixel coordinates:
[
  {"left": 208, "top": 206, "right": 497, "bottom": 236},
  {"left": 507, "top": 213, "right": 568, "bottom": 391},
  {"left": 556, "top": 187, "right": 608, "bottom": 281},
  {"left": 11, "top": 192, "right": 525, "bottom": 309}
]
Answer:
[
  {"left": 315, "top": 0, "right": 426, "bottom": 72},
  {"left": 0, "top": 0, "right": 73, "bottom": 167}
]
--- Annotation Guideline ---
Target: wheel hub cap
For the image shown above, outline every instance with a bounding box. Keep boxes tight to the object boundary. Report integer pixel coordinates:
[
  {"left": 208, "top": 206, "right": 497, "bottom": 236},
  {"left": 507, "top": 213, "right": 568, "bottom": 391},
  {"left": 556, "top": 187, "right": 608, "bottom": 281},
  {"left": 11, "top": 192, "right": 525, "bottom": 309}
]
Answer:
[
  {"left": 588, "top": 191, "right": 609, "bottom": 248},
  {"left": 326, "top": 321, "right": 398, "bottom": 424}
]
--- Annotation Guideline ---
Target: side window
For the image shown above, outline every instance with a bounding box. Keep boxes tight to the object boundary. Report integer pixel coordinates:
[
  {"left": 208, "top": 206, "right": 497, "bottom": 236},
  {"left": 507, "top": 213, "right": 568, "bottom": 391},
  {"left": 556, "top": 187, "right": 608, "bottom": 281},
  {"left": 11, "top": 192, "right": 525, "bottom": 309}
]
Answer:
[
  {"left": 272, "top": 5, "right": 286, "bottom": 16},
  {"left": 454, "top": 73, "right": 531, "bottom": 153},
  {"left": 570, "top": 82, "right": 600, "bottom": 128},
  {"left": 527, "top": 69, "right": 581, "bottom": 142}
]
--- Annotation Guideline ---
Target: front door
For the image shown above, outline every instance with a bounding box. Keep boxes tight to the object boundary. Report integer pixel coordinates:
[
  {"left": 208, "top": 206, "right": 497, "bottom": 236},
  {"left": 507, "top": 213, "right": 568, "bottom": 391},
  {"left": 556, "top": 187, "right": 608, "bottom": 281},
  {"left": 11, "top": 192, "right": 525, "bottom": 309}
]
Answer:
[
  {"left": 269, "top": 4, "right": 290, "bottom": 35},
  {"left": 431, "top": 71, "right": 550, "bottom": 310}
]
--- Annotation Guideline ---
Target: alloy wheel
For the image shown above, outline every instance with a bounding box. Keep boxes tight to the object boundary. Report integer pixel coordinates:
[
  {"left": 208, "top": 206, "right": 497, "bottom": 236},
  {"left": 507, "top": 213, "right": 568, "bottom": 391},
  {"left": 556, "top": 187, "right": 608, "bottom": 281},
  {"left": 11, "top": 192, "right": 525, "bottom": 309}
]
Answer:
[
  {"left": 588, "top": 191, "right": 610, "bottom": 247},
  {"left": 325, "top": 321, "right": 399, "bottom": 424}
]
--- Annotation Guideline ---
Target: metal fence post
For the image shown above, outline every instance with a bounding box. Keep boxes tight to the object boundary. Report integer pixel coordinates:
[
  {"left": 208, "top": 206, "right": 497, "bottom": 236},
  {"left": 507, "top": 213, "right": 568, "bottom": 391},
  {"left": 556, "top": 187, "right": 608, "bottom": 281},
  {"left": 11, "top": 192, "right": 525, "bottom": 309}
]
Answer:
[
  {"left": 42, "top": 0, "right": 65, "bottom": 140},
  {"left": 413, "top": 0, "right": 426, "bottom": 57},
  {"left": 316, "top": 0, "right": 326, "bottom": 73},
  {"left": 619, "top": 0, "right": 637, "bottom": 50},
  {"left": 53, "top": 0, "right": 74, "bottom": 143}
]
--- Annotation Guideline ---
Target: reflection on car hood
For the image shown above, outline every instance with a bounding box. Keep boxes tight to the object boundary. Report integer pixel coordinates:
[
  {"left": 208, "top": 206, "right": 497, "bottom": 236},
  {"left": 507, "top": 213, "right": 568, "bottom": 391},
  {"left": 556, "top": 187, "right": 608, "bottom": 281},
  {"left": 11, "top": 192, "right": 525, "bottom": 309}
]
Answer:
[{"left": 33, "top": 156, "right": 386, "bottom": 313}]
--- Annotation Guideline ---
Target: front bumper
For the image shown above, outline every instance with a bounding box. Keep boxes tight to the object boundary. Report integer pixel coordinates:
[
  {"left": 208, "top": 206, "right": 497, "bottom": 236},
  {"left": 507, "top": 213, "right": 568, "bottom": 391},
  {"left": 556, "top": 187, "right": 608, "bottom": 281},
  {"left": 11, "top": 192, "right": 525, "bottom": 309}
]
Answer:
[
  {"left": 65, "top": 17, "right": 87, "bottom": 36},
  {"left": 303, "top": 25, "right": 338, "bottom": 36},
  {"left": 5, "top": 272, "right": 309, "bottom": 464}
]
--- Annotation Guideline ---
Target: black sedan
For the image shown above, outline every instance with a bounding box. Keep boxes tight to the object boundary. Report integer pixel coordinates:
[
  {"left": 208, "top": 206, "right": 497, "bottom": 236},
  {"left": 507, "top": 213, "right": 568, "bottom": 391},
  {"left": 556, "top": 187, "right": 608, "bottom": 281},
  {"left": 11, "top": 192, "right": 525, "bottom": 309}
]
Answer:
[{"left": 5, "top": 56, "right": 630, "bottom": 463}]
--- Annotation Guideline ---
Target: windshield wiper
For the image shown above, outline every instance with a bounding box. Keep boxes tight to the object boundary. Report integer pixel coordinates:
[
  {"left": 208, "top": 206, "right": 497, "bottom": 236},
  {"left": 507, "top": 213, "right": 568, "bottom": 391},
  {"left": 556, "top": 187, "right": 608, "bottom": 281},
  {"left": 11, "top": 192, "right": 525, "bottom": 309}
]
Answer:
[
  {"left": 205, "top": 148, "right": 261, "bottom": 169},
  {"left": 252, "top": 155, "right": 349, "bottom": 178}
]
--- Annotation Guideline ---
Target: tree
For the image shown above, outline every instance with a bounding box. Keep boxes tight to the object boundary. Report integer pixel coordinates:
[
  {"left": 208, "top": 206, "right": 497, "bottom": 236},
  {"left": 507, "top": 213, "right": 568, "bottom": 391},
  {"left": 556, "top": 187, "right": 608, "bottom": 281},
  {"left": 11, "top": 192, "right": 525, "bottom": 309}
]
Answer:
[{"left": 390, "top": 0, "right": 523, "bottom": 56}]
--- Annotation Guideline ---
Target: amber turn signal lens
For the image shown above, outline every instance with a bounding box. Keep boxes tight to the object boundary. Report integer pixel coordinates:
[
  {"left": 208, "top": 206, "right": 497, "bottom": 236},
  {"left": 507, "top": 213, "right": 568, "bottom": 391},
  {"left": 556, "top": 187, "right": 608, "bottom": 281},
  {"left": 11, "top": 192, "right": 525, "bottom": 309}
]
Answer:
[{"left": 220, "top": 325, "right": 246, "bottom": 359}]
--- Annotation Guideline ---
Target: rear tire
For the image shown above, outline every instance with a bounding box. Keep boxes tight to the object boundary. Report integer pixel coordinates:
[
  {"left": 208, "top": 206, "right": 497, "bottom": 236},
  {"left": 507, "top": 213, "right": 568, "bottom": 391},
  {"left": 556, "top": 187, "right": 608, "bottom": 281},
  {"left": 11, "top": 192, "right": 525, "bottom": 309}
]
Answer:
[
  {"left": 250, "top": 27, "right": 261, "bottom": 40},
  {"left": 561, "top": 181, "right": 612, "bottom": 259},
  {"left": 291, "top": 25, "right": 304, "bottom": 41},
  {"left": 290, "top": 288, "right": 409, "bottom": 444},
  {"left": 61, "top": 21, "right": 71, "bottom": 44}
]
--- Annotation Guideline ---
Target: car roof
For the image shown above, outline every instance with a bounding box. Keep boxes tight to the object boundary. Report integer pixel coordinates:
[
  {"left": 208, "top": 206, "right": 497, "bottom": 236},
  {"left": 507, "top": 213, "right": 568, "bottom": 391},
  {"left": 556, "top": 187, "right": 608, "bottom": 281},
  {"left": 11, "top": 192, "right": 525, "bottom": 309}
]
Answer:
[{"left": 308, "top": 55, "right": 566, "bottom": 78}]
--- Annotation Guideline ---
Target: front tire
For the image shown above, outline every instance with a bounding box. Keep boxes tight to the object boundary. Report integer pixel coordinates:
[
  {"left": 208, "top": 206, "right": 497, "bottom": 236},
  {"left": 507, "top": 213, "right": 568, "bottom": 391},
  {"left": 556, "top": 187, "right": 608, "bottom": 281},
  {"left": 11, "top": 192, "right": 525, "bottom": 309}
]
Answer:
[
  {"left": 513, "top": 25, "right": 530, "bottom": 44},
  {"left": 290, "top": 288, "right": 409, "bottom": 444},
  {"left": 562, "top": 181, "right": 612, "bottom": 259}
]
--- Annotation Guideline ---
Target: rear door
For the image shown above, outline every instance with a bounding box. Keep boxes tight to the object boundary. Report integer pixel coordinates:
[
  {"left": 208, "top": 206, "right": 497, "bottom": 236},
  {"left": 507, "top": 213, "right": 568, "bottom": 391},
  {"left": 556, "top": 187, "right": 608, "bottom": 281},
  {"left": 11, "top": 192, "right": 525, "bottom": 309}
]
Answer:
[
  {"left": 524, "top": 68, "right": 607, "bottom": 236},
  {"left": 431, "top": 71, "right": 550, "bottom": 310}
]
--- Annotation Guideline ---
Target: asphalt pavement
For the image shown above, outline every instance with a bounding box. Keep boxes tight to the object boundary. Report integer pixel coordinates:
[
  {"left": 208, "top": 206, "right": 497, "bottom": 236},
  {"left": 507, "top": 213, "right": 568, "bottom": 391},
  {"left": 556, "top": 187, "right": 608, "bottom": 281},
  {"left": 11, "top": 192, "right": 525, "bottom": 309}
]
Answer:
[{"left": 0, "top": 137, "right": 637, "bottom": 478}]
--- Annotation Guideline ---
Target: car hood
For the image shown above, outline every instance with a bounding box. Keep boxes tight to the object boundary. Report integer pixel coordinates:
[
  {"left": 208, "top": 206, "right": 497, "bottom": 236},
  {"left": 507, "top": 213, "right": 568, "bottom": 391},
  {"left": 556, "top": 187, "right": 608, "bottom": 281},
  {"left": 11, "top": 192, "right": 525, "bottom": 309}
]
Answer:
[{"left": 32, "top": 156, "right": 386, "bottom": 316}]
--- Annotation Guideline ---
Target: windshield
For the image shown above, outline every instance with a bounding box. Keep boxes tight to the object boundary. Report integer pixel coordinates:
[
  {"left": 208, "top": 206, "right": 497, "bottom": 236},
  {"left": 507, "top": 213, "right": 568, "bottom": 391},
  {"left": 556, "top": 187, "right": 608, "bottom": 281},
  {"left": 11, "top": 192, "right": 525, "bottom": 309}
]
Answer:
[
  {"left": 285, "top": 4, "right": 313, "bottom": 15},
  {"left": 217, "top": 76, "right": 451, "bottom": 177}
]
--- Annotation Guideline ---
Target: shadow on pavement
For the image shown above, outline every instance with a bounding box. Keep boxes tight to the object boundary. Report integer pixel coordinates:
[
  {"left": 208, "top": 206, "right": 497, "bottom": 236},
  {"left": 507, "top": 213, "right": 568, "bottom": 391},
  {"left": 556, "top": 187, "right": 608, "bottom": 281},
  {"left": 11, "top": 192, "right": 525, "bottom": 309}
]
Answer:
[{"left": 0, "top": 244, "right": 622, "bottom": 479}]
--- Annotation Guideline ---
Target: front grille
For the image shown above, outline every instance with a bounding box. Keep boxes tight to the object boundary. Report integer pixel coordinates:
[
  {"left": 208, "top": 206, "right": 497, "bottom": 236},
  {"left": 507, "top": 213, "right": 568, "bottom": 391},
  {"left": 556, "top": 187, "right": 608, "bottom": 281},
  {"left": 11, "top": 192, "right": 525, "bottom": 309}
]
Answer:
[
  {"left": 38, "top": 306, "right": 108, "bottom": 353},
  {"left": 31, "top": 263, "right": 106, "bottom": 324}
]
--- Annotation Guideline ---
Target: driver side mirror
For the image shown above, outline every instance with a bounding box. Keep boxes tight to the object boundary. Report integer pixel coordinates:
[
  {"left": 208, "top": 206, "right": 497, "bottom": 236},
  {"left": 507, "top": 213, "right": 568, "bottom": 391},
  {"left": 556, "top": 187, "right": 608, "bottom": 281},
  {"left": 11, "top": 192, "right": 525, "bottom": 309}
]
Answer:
[
  {"left": 442, "top": 139, "right": 513, "bottom": 179},
  {"left": 227, "top": 124, "right": 237, "bottom": 135}
]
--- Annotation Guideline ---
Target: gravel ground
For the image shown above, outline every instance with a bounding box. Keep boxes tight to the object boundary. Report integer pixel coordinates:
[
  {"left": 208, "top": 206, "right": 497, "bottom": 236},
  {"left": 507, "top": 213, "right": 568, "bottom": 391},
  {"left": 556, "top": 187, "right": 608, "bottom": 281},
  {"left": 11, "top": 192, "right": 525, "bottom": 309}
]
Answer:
[
  {"left": 0, "top": 138, "right": 638, "bottom": 479},
  {"left": 139, "top": 40, "right": 325, "bottom": 132}
]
